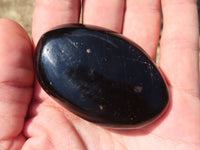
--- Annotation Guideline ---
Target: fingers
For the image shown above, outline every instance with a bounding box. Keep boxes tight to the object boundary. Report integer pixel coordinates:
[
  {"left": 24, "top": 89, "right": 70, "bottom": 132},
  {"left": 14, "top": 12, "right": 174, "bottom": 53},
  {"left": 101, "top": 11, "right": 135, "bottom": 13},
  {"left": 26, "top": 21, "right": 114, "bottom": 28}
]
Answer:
[
  {"left": 160, "top": 0, "right": 199, "bottom": 96},
  {"left": 32, "top": 0, "right": 81, "bottom": 45},
  {"left": 0, "top": 19, "right": 33, "bottom": 144},
  {"left": 123, "top": 0, "right": 161, "bottom": 60},
  {"left": 82, "top": 0, "right": 125, "bottom": 33},
  {"left": 32, "top": 0, "right": 81, "bottom": 102}
]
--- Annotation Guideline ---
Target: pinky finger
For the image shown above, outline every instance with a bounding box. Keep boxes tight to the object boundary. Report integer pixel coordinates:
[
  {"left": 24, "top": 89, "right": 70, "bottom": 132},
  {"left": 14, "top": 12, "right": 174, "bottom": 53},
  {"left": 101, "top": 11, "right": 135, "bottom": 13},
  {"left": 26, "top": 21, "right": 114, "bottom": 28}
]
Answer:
[{"left": 160, "top": 0, "right": 199, "bottom": 97}]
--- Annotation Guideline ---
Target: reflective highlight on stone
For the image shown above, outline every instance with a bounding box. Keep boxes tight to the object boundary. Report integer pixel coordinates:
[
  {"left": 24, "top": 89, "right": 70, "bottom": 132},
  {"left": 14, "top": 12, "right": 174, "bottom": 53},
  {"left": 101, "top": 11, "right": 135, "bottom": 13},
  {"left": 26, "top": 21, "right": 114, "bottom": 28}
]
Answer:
[{"left": 35, "top": 24, "right": 169, "bottom": 129}]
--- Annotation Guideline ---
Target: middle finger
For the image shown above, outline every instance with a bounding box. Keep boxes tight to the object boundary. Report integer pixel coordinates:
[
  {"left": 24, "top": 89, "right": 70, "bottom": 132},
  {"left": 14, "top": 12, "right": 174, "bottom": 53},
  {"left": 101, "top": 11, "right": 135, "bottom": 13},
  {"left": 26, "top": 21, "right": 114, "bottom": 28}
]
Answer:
[{"left": 82, "top": 0, "right": 125, "bottom": 33}]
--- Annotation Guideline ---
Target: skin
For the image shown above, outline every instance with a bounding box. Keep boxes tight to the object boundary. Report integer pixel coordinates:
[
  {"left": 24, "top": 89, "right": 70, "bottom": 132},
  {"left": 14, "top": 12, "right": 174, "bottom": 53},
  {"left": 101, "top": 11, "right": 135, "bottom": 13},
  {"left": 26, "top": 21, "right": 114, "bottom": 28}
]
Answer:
[{"left": 0, "top": 0, "right": 199, "bottom": 149}]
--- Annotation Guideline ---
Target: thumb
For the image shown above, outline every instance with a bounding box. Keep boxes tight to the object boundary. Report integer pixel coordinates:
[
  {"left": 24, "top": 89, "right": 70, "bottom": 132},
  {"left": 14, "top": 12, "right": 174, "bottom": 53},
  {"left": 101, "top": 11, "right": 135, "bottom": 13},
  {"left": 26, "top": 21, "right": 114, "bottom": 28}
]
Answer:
[{"left": 0, "top": 19, "right": 34, "bottom": 149}]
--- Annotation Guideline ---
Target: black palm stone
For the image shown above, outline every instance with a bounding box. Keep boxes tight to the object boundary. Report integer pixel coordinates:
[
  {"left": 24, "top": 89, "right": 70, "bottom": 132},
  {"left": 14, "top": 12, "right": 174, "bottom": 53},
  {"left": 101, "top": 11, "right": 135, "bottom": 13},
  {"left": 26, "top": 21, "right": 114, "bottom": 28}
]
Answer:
[{"left": 35, "top": 24, "right": 169, "bottom": 129}]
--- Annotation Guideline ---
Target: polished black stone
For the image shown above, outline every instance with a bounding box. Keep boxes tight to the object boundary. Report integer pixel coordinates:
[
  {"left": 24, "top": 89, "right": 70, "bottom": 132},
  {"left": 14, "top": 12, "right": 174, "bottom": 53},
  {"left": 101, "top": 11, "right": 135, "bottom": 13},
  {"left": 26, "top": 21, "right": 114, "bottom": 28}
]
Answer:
[{"left": 35, "top": 24, "right": 169, "bottom": 129}]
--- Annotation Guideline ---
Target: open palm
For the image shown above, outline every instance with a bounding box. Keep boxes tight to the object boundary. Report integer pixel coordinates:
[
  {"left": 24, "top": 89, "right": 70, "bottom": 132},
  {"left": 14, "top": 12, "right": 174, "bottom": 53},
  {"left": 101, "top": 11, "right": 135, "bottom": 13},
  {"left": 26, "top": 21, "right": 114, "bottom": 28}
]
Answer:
[{"left": 0, "top": 0, "right": 199, "bottom": 149}]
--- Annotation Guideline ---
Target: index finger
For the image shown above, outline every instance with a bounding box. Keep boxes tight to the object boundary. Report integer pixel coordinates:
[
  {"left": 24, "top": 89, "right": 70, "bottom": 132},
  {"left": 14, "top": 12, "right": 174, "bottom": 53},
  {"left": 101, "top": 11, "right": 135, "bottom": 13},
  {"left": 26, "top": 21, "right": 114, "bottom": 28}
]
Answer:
[
  {"left": 32, "top": 0, "right": 81, "bottom": 103},
  {"left": 32, "top": 0, "right": 80, "bottom": 45}
]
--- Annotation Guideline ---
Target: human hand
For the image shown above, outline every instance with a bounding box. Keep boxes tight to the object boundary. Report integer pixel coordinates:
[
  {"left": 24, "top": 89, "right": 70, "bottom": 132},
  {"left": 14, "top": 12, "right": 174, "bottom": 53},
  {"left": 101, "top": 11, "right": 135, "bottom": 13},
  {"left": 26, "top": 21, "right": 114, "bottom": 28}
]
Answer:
[{"left": 0, "top": 0, "right": 199, "bottom": 149}]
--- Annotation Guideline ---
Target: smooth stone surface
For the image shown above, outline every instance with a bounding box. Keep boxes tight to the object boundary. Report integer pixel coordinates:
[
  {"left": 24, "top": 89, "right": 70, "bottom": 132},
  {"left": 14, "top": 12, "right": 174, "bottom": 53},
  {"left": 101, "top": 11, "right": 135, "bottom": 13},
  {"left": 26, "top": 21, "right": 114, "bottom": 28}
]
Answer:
[{"left": 35, "top": 24, "right": 169, "bottom": 129}]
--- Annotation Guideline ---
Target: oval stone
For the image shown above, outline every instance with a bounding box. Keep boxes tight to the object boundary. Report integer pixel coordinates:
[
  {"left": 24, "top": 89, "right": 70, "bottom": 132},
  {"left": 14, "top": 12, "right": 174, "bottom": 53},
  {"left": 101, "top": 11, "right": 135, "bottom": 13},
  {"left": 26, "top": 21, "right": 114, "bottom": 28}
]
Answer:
[{"left": 35, "top": 24, "right": 169, "bottom": 129}]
